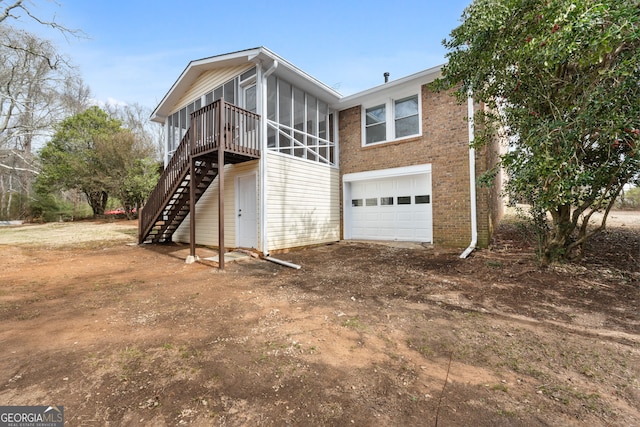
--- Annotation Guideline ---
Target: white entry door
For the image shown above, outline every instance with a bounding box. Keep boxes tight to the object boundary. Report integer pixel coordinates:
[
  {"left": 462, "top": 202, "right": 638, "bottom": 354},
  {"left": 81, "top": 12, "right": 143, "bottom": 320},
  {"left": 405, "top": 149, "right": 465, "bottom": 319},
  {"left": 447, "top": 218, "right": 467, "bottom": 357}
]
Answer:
[{"left": 236, "top": 173, "right": 257, "bottom": 248}]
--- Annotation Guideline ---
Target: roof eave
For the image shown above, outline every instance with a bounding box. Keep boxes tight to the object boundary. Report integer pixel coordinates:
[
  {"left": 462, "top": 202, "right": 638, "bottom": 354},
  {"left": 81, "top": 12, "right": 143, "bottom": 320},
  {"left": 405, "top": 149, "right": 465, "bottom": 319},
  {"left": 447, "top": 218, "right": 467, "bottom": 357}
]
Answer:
[
  {"left": 150, "top": 47, "right": 342, "bottom": 123},
  {"left": 335, "top": 64, "right": 445, "bottom": 111},
  {"left": 150, "top": 47, "right": 264, "bottom": 123}
]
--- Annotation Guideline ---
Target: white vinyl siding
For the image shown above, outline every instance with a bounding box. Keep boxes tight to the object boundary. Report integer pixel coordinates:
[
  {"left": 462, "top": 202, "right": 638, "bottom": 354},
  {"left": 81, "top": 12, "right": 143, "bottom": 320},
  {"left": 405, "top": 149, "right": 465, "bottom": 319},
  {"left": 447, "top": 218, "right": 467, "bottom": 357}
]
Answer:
[
  {"left": 166, "top": 65, "right": 257, "bottom": 164},
  {"left": 173, "top": 160, "right": 259, "bottom": 247},
  {"left": 266, "top": 152, "right": 339, "bottom": 251},
  {"left": 172, "top": 65, "right": 253, "bottom": 112}
]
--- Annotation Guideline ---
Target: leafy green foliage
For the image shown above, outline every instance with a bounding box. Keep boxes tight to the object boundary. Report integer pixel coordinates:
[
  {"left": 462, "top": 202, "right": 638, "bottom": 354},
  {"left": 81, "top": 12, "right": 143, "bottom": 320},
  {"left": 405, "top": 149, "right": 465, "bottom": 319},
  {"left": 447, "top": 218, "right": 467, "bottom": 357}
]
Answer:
[
  {"left": 433, "top": 0, "right": 640, "bottom": 262},
  {"left": 36, "top": 106, "right": 158, "bottom": 217},
  {"left": 120, "top": 158, "right": 160, "bottom": 214},
  {"left": 29, "top": 192, "right": 92, "bottom": 222},
  {"left": 93, "top": 130, "right": 159, "bottom": 215}
]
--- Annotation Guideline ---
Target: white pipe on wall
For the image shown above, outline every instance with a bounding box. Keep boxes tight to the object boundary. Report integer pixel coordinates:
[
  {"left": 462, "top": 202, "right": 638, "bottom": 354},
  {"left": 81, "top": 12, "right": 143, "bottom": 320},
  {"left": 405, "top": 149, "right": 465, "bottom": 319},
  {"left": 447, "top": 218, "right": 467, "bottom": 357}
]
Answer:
[
  {"left": 460, "top": 93, "right": 478, "bottom": 259},
  {"left": 259, "top": 60, "right": 278, "bottom": 256}
]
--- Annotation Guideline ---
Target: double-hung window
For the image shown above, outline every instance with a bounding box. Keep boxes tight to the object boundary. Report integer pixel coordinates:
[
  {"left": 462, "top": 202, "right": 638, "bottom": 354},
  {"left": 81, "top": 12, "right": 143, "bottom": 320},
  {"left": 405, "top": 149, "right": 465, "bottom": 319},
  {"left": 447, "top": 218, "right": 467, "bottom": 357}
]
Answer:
[
  {"left": 363, "top": 93, "right": 420, "bottom": 145},
  {"left": 365, "top": 104, "right": 386, "bottom": 144},
  {"left": 394, "top": 95, "right": 419, "bottom": 138}
]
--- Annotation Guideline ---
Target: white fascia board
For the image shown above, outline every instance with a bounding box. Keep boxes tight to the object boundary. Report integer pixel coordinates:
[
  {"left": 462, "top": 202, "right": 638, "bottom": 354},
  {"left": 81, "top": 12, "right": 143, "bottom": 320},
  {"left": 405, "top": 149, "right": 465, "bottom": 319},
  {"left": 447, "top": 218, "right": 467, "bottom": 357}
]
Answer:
[
  {"left": 256, "top": 47, "right": 341, "bottom": 103},
  {"left": 343, "top": 164, "right": 432, "bottom": 182},
  {"left": 150, "top": 47, "right": 263, "bottom": 123},
  {"left": 335, "top": 64, "right": 444, "bottom": 111}
]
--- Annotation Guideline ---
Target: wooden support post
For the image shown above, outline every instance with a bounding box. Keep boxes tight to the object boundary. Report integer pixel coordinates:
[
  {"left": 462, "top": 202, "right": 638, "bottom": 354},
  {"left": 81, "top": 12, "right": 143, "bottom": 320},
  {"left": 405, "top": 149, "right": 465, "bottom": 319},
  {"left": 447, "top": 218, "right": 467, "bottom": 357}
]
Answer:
[
  {"left": 189, "top": 113, "right": 197, "bottom": 260},
  {"left": 189, "top": 157, "right": 196, "bottom": 259},
  {"left": 218, "top": 100, "right": 225, "bottom": 270}
]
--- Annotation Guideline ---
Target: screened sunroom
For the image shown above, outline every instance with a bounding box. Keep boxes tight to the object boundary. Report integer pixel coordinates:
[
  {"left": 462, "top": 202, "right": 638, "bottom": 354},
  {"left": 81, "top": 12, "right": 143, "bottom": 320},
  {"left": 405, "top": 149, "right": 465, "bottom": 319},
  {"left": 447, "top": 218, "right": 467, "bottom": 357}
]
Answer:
[
  {"left": 145, "top": 47, "right": 342, "bottom": 263},
  {"left": 163, "top": 63, "right": 338, "bottom": 168}
]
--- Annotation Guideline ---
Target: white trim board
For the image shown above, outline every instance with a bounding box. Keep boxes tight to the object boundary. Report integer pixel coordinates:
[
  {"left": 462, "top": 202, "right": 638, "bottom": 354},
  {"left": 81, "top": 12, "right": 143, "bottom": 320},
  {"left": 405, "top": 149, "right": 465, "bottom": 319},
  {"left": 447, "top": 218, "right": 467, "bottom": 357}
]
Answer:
[{"left": 343, "top": 164, "right": 432, "bottom": 182}]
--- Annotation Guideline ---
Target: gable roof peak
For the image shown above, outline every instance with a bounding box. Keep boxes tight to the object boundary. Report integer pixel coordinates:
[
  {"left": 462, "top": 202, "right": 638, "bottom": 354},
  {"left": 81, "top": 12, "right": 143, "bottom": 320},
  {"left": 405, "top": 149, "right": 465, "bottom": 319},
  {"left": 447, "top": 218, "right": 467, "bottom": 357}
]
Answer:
[{"left": 151, "top": 46, "right": 341, "bottom": 122}]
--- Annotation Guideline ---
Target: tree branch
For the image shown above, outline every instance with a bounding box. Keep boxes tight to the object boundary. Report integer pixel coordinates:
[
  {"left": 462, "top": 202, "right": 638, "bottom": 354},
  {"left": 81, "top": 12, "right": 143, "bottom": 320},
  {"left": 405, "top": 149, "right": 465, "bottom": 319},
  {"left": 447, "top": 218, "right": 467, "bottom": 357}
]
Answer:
[
  {"left": 0, "top": 162, "right": 39, "bottom": 175},
  {"left": 0, "top": 0, "right": 23, "bottom": 24},
  {"left": 1, "top": 0, "right": 85, "bottom": 39}
]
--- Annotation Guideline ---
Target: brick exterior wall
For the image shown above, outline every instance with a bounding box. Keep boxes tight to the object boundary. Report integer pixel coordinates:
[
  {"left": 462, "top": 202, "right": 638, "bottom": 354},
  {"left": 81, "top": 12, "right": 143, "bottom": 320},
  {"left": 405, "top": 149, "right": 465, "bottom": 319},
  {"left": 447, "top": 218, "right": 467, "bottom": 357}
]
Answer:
[{"left": 339, "top": 85, "right": 501, "bottom": 248}]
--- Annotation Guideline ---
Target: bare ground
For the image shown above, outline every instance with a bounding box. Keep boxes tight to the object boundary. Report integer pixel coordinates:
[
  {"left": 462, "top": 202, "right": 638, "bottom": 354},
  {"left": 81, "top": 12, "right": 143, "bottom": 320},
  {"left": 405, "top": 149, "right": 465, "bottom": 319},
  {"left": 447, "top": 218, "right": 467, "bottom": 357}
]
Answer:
[{"left": 0, "top": 213, "right": 638, "bottom": 426}]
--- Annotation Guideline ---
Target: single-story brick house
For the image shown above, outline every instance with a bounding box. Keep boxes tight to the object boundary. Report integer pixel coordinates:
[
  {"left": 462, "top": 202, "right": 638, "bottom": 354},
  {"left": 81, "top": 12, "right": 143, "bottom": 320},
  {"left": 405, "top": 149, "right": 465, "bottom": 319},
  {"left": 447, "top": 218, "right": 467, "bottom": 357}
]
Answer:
[{"left": 139, "top": 47, "right": 502, "bottom": 264}]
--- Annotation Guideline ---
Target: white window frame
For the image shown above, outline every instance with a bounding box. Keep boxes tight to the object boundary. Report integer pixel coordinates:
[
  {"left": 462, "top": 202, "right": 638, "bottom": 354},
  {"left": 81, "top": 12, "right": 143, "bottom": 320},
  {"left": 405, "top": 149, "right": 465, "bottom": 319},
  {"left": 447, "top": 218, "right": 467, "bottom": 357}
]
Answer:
[
  {"left": 361, "top": 88, "right": 421, "bottom": 146},
  {"left": 265, "top": 75, "right": 337, "bottom": 166},
  {"left": 240, "top": 68, "right": 257, "bottom": 113}
]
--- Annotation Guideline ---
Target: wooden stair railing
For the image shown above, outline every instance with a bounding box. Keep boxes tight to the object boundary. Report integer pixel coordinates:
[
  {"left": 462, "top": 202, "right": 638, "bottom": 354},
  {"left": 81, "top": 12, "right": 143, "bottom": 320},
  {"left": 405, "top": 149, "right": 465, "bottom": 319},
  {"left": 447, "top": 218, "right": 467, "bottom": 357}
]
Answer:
[
  {"left": 139, "top": 158, "right": 218, "bottom": 243},
  {"left": 138, "top": 99, "right": 260, "bottom": 245},
  {"left": 138, "top": 126, "right": 192, "bottom": 244}
]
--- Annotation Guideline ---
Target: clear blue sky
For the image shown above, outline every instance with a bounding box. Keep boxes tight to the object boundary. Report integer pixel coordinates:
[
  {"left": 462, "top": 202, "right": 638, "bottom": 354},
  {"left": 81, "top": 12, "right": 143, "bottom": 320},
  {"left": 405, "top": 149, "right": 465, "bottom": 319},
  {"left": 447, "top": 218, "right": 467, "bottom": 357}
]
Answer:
[{"left": 16, "top": 0, "right": 471, "bottom": 109}]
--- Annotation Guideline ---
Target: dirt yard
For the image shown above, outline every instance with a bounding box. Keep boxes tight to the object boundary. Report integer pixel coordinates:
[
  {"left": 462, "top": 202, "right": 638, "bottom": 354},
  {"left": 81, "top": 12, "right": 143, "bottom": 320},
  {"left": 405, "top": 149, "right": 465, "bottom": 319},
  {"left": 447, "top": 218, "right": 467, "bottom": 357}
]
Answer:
[{"left": 0, "top": 213, "right": 638, "bottom": 426}]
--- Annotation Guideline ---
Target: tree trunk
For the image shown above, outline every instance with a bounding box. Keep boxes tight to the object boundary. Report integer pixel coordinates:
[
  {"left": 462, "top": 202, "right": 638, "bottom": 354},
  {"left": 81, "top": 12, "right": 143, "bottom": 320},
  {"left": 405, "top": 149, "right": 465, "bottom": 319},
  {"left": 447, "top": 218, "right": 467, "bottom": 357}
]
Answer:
[
  {"left": 542, "top": 204, "right": 575, "bottom": 264},
  {"left": 6, "top": 174, "right": 13, "bottom": 219},
  {"left": 72, "top": 188, "right": 77, "bottom": 221},
  {"left": 86, "top": 190, "right": 108, "bottom": 216},
  {"left": 0, "top": 175, "right": 5, "bottom": 220}
]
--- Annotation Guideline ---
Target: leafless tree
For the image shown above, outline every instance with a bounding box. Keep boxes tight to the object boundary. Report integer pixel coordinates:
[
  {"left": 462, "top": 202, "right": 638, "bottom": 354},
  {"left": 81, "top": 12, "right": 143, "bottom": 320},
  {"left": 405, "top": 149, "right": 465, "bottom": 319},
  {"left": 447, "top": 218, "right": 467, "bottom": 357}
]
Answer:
[
  {"left": 105, "top": 102, "right": 165, "bottom": 162},
  {"left": 1, "top": 0, "right": 82, "bottom": 35},
  {"left": 0, "top": 27, "right": 87, "bottom": 218},
  {"left": 0, "top": 1, "right": 89, "bottom": 219}
]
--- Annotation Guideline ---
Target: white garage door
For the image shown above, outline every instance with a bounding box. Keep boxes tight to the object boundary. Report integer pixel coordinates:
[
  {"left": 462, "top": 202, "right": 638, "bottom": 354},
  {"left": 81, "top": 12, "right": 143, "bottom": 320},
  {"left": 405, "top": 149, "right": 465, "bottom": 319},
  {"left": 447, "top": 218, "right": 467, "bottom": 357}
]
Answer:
[{"left": 348, "top": 173, "right": 432, "bottom": 242}]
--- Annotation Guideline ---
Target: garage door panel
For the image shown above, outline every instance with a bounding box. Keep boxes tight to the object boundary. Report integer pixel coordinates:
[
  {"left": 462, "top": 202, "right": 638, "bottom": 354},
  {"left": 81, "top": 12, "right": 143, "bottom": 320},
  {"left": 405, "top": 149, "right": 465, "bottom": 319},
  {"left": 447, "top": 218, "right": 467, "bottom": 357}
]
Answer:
[
  {"left": 395, "top": 226, "right": 415, "bottom": 237},
  {"left": 397, "top": 212, "right": 413, "bottom": 221},
  {"left": 378, "top": 229, "right": 396, "bottom": 238},
  {"left": 413, "top": 218, "right": 431, "bottom": 227},
  {"left": 359, "top": 210, "right": 375, "bottom": 219},
  {"left": 348, "top": 172, "right": 432, "bottom": 242},
  {"left": 379, "top": 211, "right": 395, "bottom": 221}
]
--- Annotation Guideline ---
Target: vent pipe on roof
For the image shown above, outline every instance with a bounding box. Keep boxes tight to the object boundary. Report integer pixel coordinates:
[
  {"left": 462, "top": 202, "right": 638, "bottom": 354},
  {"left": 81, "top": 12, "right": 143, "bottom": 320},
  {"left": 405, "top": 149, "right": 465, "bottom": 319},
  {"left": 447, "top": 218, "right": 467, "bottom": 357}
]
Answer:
[{"left": 384, "top": 72, "right": 390, "bottom": 83}]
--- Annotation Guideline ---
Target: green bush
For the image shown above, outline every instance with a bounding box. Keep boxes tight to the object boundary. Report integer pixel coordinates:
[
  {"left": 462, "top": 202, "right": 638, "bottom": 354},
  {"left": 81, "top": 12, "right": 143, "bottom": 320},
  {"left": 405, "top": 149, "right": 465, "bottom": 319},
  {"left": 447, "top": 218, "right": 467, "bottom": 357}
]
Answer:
[{"left": 29, "top": 193, "right": 92, "bottom": 222}]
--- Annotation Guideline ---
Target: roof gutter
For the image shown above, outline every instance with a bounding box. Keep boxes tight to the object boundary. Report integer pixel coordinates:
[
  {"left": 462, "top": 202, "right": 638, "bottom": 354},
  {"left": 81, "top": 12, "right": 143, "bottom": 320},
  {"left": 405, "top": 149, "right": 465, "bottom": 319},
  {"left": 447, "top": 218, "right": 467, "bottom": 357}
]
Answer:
[
  {"left": 460, "top": 92, "right": 478, "bottom": 259},
  {"left": 263, "top": 59, "right": 278, "bottom": 78}
]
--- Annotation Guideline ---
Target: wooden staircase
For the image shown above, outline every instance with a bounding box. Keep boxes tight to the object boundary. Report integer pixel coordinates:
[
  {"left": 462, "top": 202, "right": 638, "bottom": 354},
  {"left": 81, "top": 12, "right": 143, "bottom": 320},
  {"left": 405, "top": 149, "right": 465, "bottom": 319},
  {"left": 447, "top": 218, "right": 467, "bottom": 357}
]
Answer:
[
  {"left": 139, "top": 99, "right": 260, "bottom": 245},
  {"left": 140, "top": 157, "right": 218, "bottom": 243}
]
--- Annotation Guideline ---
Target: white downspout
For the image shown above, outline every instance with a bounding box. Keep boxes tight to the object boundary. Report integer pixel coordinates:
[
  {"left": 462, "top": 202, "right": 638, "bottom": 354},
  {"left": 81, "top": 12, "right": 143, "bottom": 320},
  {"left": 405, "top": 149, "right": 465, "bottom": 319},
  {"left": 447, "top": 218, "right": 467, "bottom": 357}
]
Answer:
[
  {"left": 259, "top": 60, "right": 278, "bottom": 256},
  {"left": 460, "top": 93, "right": 478, "bottom": 259}
]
